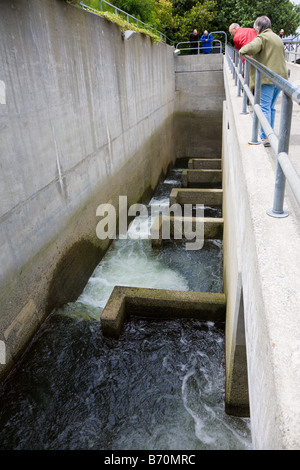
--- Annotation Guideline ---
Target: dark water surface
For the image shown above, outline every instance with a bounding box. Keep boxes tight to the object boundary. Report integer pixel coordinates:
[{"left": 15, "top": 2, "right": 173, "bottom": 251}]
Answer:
[{"left": 0, "top": 315, "right": 251, "bottom": 450}]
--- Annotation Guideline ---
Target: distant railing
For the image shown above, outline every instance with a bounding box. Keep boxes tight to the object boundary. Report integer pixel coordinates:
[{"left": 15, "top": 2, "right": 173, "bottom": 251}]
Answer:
[
  {"left": 175, "top": 40, "right": 223, "bottom": 55},
  {"left": 176, "top": 31, "right": 227, "bottom": 55},
  {"left": 283, "top": 34, "right": 300, "bottom": 64},
  {"left": 79, "top": 0, "right": 175, "bottom": 45},
  {"left": 226, "top": 44, "right": 300, "bottom": 218}
]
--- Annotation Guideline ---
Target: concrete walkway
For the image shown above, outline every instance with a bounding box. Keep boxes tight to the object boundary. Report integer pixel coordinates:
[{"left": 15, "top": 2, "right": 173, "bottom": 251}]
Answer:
[{"left": 223, "top": 58, "right": 300, "bottom": 449}]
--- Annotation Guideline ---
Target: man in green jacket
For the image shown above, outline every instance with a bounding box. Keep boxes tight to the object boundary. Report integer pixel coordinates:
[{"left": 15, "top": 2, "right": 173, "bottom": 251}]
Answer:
[{"left": 239, "top": 16, "right": 288, "bottom": 146}]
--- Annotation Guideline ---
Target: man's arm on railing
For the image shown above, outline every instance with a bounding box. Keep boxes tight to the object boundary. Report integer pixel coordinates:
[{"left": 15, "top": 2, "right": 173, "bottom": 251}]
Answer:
[{"left": 239, "top": 36, "right": 262, "bottom": 56}]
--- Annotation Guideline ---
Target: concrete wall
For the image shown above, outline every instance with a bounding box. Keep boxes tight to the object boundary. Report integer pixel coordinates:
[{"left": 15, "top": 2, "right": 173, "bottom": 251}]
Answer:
[
  {"left": 174, "top": 54, "right": 225, "bottom": 159},
  {"left": 223, "top": 59, "right": 300, "bottom": 449},
  {"left": 0, "top": 0, "right": 176, "bottom": 379}
]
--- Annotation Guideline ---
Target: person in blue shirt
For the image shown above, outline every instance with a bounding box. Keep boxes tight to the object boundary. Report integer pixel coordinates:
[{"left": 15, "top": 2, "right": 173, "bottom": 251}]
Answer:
[{"left": 201, "top": 31, "right": 214, "bottom": 53}]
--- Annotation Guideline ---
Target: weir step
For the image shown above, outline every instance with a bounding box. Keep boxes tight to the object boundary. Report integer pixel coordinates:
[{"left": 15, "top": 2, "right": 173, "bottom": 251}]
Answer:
[
  {"left": 170, "top": 187, "right": 223, "bottom": 207},
  {"left": 101, "top": 286, "right": 226, "bottom": 337},
  {"left": 188, "top": 158, "right": 222, "bottom": 170},
  {"left": 151, "top": 216, "right": 223, "bottom": 248},
  {"left": 182, "top": 169, "right": 222, "bottom": 188}
]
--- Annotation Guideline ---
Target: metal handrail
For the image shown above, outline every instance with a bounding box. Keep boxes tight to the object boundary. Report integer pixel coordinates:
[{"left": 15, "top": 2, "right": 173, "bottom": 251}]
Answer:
[
  {"left": 283, "top": 36, "right": 300, "bottom": 64},
  {"left": 210, "top": 31, "right": 228, "bottom": 46},
  {"left": 79, "top": 1, "right": 175, "bottom": 45},
  {"left": 226, "top": 44, "right": 300, "bottom": 217},
  {"left": 176, "top": 40, "right": 223, "bottom": 54},
  {"left": 176, "top": 31, "right": 227, "bottom": 54}
]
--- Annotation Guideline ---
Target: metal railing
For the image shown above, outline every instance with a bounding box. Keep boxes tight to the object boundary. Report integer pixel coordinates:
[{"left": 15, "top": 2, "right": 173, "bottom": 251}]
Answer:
[
  {"left": 283, "top": 33, "right": 300, "bottom": 64},
  {"left": 176, "top": 31, "right": 227, "bottom": 55},
  {"left": 226, "top": 44, "right": 300, "bottom": 218},
  {"left": 176, "top": 40, "right": 223, "bottom": 55},
  {"left": 79, "top": 1, "right": 175, "bottom": 45}
]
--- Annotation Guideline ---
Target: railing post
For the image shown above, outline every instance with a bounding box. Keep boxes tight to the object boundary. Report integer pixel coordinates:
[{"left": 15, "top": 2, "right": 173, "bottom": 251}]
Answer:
[
  {"left": 267, "top": 92, "right": 293, "bottom": 218},
  {"left": 249, "top": 70, "right": 262, "bottom": 144},
  {"left": 241, "top": 60, "right": 249, "bottom": 114},
  {"left": 234, "top": 51, "right": 238, "bottom": 86},
  {"left": 231, "top": 49, "right": 235, "bottom": 77},
  {"left": 237, "top": 55, "right": 242, "bottom": 96}
]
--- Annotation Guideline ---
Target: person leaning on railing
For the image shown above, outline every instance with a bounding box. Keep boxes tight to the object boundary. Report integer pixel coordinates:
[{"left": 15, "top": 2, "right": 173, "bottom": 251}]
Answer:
[
  {"left": 229, "top": 23, "right": 257, "bottom": 84},
  {"left": 189, "top": 29, "right": 199, "bottom": 55},
  {"left": 229, "top": 23, "right": 257, "bottom": 52},
  {"left": 239, "top": 16, "right": 288, "bottom": 147},
  {"left": 200, "top": 31, "right": 214, "bottom": 54}
]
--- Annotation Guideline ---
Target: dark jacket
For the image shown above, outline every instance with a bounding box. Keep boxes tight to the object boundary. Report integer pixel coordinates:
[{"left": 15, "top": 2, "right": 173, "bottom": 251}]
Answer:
[{"left": 189, "top": 32, "right": 199, "bottom": 45}]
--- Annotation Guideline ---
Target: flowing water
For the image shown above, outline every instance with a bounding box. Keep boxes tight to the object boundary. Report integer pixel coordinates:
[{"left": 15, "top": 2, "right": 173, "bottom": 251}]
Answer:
[{"left": 0, "top": 166, "right": 252, "bottom": 450}]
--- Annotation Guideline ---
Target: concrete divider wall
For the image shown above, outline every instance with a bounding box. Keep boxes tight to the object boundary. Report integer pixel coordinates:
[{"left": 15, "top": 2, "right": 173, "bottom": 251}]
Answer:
[
  {"left": 174, "top": 54, "right": 225, "bottom": 159},
  {"left": 0, "top": 0, "right": 176, "bottom": 379}
]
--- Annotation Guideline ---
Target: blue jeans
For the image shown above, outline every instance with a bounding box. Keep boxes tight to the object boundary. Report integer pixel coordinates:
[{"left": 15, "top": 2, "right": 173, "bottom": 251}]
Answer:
[{"left": 260, "top": 84, "right": 281, "bottom": 139}]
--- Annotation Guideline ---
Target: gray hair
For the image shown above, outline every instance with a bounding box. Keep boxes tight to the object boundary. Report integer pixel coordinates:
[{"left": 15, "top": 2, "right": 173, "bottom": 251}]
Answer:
[
  {"left": 229, "top": 23, "right": 240, "bottom": 35},
  {"left": 229, "top": 23, "right": 240, "bottom": 30},
  {"left": 253, "top": 16, "right": 272, "bottom": 34}
]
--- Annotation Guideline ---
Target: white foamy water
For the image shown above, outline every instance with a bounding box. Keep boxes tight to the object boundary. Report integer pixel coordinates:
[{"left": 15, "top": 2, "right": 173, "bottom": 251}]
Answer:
[
  {"left": 77, "top": 166, "right": 223, "bottom": 317},
  {"left": 77, "top": 238, "right": 190, "bottom": 311},
  {"left": 77, "top": 170, "right": 190, "bottom": 314}
]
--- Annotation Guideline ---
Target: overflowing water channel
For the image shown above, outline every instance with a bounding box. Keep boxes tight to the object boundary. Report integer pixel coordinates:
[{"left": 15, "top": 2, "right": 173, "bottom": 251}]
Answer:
[{"left": 0, "top": 164, "right": 252, "bottom": 450}]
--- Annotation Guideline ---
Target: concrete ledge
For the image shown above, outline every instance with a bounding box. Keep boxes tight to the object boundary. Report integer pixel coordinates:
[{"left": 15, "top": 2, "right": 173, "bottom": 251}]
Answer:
[
  {"left": 182, "top": 169, "right": 222, "bottom": 187},
  {"left": 151, "top": 215, "right": 223, "bottom": 248},
  {"left": 188, "top": 158, "right": 222, "bottom": 169},
  {"left": 170, "top": 188, "right": 223, "bottom": 206},
  {"left": 175, "top": 54, "right": 224, "bottom": 73},
  {"left": 101, "top": 286, "right": 226, "bottom": 337}
]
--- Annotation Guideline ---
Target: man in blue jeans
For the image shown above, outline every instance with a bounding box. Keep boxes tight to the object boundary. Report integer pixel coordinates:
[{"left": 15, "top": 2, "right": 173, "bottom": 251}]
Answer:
[
  {"left": 260, "top": 85, "right": 281, "bottom": 145},
  {"left": 239, "top": 16, "right": 288, "bottom": 147}
]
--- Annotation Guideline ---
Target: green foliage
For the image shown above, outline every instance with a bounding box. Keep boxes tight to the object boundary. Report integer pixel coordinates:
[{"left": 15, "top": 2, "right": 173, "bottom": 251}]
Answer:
[
  {"left": 171, "top": 0, "right": 300, "bottom": 43},
  {"left": 173, "top": 0, "right": 217, "bottom": 42},
  {"left": 81, "top": 0, "right": 102, "bottom": 9},
  {"left": 70, "top": 0, "right": 300, "bottom": 42},
  {"left": 215, "top": 0, "right": 300, "bottom": 38},
  {"left": 154, "top": 0, "right": 173, "bottom": 33},
  {"left": 80, "top": 0, "right": 174, "bottom": 35},
  {"left": 172, "top": 0, "right": 198, "bottom": 17},
  {"left": 73, "top": 3, "right": 162, "bottom": 42},
  {"left": 112, "top": 0, "right": 174, "bottom": 33},
  {"left": 112, "top": 0, "right": 157, "bottom": 25}
]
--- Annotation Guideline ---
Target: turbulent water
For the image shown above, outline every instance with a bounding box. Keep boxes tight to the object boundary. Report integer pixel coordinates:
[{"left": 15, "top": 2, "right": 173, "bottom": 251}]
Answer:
[{"left": 0, "top": 166, "right": 252, "bottom": 450}]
